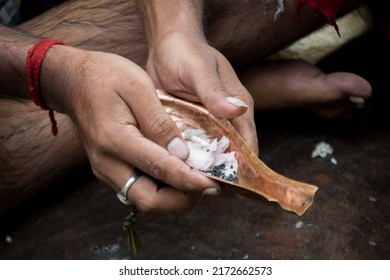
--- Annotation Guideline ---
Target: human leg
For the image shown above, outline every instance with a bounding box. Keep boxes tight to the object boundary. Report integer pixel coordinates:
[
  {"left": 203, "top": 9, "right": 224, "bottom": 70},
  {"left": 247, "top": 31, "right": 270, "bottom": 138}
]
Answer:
[
  {"left": 18, "top": 0, "right": 371, "bottom": 112},
  {"left": 0, "top": 99, "right": 86, "bottom": 212},
  {"left": 206, "top": 0, "right": 371, "bottom": 117}
]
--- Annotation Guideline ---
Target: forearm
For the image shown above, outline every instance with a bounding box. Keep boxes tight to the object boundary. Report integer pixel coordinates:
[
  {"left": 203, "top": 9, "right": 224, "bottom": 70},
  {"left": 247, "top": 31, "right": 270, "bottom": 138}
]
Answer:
[
  {"left": 136, "top": 0, "right": 207, "bottom": 45},
  {"left": 0, "top": 24, "right": 79, "bottom": 115},
  {"left": 0, "top": 25, "right": 38, "bottom": 99}
]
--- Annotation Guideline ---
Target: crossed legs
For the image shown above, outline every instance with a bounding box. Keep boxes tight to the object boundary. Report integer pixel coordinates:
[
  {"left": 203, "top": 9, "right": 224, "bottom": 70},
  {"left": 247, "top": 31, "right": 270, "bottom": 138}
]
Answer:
[{"left": 0, "top": 0, "right": 370, "bottom": 212}]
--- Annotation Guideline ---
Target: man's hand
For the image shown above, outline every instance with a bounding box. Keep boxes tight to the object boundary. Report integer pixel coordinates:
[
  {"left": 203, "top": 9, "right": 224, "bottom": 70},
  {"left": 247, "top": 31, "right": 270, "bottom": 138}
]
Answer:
[
  {"left": 146, "top": 32, "right": 258, "bottom": 155},
  {"left": 40, "top": 46, "right": 220, "bottom": 212},
  {"left": 137, "top": 0, "right": 258, "bottom": 155}
]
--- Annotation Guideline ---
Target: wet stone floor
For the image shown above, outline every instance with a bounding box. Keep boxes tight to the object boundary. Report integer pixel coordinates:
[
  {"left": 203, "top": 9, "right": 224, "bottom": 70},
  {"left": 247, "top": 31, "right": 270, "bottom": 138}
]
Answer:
[{"left": 0, "top": 32, "right": 389, "bottom": 260}]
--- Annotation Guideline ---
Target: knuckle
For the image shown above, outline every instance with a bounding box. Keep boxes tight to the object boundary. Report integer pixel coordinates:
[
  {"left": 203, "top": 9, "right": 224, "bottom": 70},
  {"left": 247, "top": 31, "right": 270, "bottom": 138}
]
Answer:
[
  {"left": 89, "top": 157, "right": 106, "bottom": 182},
  {"left": 83, "top": 136, "right": 116, "bottom": 183},
  {"left": 136, "top": 198, "right": 158, "bottom": 213},
  {"left": 175, "top": 167, "right": 200, "bottom": 193},
  {"left": 87, "top": 125, "right": 115, "bottom": 154},
  {"left": 144, "top": 156, "right": 168, "bottom": 182},
  {"left": 143, "top": 156, "right": 197, "bottom": 192},
  {"left": 211, "top": 84, "right": 228, "bottom": 94},
  {"left": 244, "top": 93, "right": 255, "bottom": 108},
  {"left": 167, "top": 163, "right": 196, "bottom": 192},
  {"left": 94, "top": 136, "right": 112, "bottom": 154},
  {"left": 208, "top": 85, "right": 227, "bottom": 101},
  {"left": 146, "top": 112, "right": 176, "bottom": 142}
]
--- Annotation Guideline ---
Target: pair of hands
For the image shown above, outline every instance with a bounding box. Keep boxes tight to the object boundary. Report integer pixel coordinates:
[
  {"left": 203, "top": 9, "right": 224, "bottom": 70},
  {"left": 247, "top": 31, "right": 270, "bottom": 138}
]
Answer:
[{"left": 44, "top": 32, "right": 258, "bottom": 213}]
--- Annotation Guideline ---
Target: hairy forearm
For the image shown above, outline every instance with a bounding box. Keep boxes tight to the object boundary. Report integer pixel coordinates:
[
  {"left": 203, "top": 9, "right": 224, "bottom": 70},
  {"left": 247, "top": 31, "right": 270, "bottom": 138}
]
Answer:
[
  {"left": 0, "top": 23, "right": 82, "bottom": 115},
  {"left": 0, "top": 25, "right": 38, "bottom": 99},
  {"left": 136, "top": 0, "right": 207, "bottom": 44}
]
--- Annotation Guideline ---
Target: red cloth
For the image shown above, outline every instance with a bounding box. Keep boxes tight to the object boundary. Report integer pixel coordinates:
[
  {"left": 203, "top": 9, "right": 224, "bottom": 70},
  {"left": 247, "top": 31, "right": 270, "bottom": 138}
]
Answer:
[{"left": 296, "top": 0, "right": 344, "bottom": 35}]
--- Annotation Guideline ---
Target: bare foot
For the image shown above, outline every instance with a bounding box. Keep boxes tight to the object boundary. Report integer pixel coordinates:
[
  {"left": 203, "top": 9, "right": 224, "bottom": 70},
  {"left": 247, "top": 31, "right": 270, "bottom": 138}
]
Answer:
[{"left": 238, "top": 59, "right": 372, "bottom": 119}]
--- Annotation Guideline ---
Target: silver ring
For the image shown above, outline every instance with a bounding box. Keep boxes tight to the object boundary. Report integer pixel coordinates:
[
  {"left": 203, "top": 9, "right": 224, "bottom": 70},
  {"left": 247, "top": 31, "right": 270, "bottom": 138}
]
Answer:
[{"left": 117, "top": 174, "right": 139, "bottom": 205}]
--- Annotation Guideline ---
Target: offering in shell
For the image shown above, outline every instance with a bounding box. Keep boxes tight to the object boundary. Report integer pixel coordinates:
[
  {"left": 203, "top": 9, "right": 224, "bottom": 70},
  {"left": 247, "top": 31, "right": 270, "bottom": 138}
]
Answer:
[
  {"left": 158, "top": 90, "right": 318, "bottom": 216},
  {"left": 183, "top": 128, "right": 239, "bottom": 184}
]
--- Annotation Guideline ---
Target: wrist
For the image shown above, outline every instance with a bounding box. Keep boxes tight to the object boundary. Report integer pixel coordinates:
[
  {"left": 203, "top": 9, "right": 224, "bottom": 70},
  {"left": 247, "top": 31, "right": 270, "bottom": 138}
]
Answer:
[
  {"left": 26, "top": 39, "right": 68, "bottom": 135},
  {"left": 39, "top": 44, "right": 79, "bottom": 115},
  {"left": 138, "top": 0, "right": 207, "bottom": 46}
]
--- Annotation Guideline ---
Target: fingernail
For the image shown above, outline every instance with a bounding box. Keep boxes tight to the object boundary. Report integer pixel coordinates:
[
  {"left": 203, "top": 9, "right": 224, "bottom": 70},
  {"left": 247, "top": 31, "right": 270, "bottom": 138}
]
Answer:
[
  {"left": 349, "top": 96, "right": 364, "bottom": 104},
  {"left": 226, "top": 97, "right": 248, "bottom": 108},
  {"left": 349, "top": 96, "right": 365, "bottom": 109},
  {"left": 167, "top": 137, "right": 189, "bottom": 160},
  {"left": 202, "top": 188, "right": 219, "bottom": 196}
]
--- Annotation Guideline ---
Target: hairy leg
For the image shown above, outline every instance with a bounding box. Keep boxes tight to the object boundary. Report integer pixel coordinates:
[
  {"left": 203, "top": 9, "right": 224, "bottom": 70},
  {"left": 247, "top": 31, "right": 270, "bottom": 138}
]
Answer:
[
  {"left": 0, "top": 0, "right": 367, "bottom": 212},
  {"left": 17, "top": 0, "right": 147, "bottom": 66},
  {"left": 0, "top": 99, "right": 86, "bottom": 212},
  {"left": 17, "top": 0, "right": 365, "bottom": 65},
  {"left": 18, "top": 0, "right": 370, "bottom": 116}
]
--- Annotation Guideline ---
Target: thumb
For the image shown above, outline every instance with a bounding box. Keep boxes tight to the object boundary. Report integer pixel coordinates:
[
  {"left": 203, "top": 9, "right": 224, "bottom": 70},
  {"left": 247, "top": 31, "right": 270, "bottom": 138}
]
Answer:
[{"left": 193, "top": 69, "right": 249, "bottom": 119}]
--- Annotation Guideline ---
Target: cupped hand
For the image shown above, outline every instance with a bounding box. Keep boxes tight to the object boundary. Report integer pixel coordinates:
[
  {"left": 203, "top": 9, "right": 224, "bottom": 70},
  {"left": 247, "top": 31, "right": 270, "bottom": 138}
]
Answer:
[
  {"left": 40, "top": 45, "right": 220, "bottom": 212},
  {"left": 145, "top": 32, "right": 258, "bottom": 155}
]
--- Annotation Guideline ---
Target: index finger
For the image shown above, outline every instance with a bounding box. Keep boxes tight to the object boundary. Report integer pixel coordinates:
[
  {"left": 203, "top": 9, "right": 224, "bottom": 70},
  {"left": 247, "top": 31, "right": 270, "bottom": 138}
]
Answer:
[{"left": 118, "top": 68, "right": 189, "bottom": 160}]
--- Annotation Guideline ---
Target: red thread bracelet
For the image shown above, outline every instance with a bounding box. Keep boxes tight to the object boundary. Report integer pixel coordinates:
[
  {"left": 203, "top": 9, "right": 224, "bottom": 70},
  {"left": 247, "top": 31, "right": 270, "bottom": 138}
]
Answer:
[{"left": 26, "top": 38, "right": 65, "bottom": 136}]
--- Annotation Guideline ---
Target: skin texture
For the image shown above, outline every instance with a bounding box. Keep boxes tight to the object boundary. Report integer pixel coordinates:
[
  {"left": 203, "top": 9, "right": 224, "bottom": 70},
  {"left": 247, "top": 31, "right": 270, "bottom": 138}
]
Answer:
[{"left": 0, "top": 0, "right": 371, "bottom": 213}]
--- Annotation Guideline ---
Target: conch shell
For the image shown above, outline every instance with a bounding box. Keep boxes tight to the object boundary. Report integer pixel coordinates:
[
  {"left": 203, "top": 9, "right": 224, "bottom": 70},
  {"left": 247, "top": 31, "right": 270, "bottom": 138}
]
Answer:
[{"left": 158, "top": 90, "right": 318, "bottom": 216}]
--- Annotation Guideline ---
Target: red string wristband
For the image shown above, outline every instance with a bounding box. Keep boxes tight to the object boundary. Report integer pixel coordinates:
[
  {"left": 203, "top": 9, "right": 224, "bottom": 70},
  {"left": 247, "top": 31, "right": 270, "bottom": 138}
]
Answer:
[{"left": 26, "top": 38, "right": 65, "bottom": 136}]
